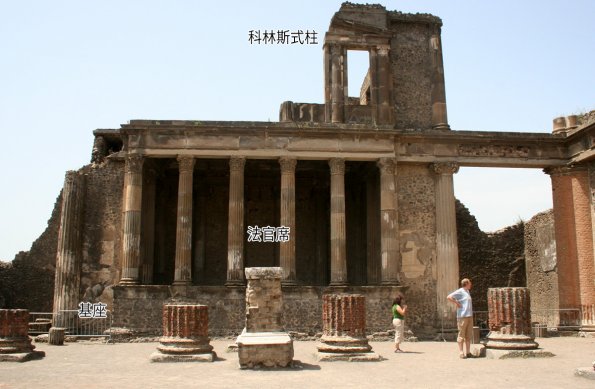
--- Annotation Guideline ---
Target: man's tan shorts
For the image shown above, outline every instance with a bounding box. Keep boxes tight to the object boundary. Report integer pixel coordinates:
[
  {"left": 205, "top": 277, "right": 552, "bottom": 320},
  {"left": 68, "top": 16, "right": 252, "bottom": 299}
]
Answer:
[{"left": 457, "top": 316, "right": 473, "bottom": 343}]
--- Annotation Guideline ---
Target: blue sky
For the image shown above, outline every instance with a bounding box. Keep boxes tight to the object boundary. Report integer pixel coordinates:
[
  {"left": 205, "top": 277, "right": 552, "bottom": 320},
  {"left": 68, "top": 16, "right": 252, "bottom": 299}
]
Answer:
[{"left": 0, "top": 1, "right": 593, "bottom": 261}]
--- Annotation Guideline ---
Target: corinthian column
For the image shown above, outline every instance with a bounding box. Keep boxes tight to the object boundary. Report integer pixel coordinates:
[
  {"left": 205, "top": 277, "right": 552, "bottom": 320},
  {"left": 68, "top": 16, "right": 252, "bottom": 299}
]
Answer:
[
  {"left": 120, "top": 155, "right": 144, "bottom": 285},
  {"left": 378, "top": 158, "right": 399, "bottom": 285},
  {"left": 226, "top": 156, "right": 246, "bottom": 286},
  {"left": 173, "top": 156, "right": 195, "bottom": 286},
  {"left": 279, "top": 157, "right": 297, "bottom": 285},
  {"left": 53, "top": 171, "right": 85, "bottom": 326},
  {"left": 329, "top": 158, "right": 347, "bottom": 286},
  {"left": 432, "top": 162, "right": 460, "bottom": 325}
]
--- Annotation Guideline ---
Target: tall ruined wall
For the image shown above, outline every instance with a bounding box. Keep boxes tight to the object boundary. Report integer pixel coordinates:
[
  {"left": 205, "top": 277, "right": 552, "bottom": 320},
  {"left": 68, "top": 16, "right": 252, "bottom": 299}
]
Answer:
[
  {"left": 397, "top": 164, "right": 437, "bottom": 328},
  {"left": 524, "top": 209, "right": 558, "bottom": 322},
  {"left": 79, "top": 159, "right": 125, "bottom": 310},
  {"left": 456, "top": 200, "right": 526, "bottom": 312}
]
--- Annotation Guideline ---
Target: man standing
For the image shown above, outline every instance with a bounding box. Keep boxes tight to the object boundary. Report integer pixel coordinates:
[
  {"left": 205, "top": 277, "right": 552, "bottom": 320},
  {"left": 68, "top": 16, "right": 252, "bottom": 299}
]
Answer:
[{"left": 447, "top": 278, "right": 473, "bottom": 359}]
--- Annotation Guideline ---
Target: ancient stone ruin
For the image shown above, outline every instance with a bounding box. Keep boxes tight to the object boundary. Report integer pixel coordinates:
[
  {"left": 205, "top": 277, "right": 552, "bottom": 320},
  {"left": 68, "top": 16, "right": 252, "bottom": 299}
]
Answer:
[
  {"left": 317, "top": 294, "right": 381, "bottom": 361},
  {"left": 0, "top": 2, "right": 593, "bottom": 342},
  {"left": 0, "top": 309, "right": 45, "bottom": 362},
  {"left": 236, "top": 267, "right": 293, "bottom": 368},
  {"left": 150, "top": 303, "right": 215, "bottom": 362}
]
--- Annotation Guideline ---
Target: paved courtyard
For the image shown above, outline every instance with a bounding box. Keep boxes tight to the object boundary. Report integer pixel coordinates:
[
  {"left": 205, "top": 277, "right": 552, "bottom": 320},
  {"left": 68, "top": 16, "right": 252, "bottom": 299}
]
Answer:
[{"left": 0, "top": 337, "right": 593, "bottom": 389}]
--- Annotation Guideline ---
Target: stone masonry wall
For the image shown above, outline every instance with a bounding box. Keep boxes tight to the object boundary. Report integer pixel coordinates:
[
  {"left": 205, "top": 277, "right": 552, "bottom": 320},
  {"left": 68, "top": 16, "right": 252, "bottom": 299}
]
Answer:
[
  {"left": 391, "top": 22, "right": 433, "bottom": 129},
  {"left": 456, "top": 200, "right": 526, "bottom": 313},
  {"left": 396, "top": 164, "right": 437, "bottom": 329},
  {"left": 112, "top": 286, "right": 402, "bottom": 336}
]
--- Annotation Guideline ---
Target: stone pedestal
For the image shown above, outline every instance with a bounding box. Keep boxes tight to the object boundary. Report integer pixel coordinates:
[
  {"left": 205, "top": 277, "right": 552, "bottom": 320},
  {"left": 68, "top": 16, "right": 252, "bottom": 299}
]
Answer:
[
  {"left": 48, "top": 327, "right": 65, "bottom": 346},
  {"left": 236, "top": 267, "right": 294, "bottom": 368},
  {"left": 485, "top": 288, "right": 539, "bottom": 352},
  {"left": 150, "top": 304, "right": 215, "bottom": 362},
  {"left": 0, "top": 310, "right": 45, "bottom": 362},
  {"left": 317, "top": 294, "right": 381, "bottom": 361}
]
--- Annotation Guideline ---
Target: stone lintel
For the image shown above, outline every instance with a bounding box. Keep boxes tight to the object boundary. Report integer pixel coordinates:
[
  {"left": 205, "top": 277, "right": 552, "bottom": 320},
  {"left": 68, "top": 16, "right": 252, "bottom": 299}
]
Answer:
[{"left": 245, "top": 267, "right": 283, "bottom": 280}]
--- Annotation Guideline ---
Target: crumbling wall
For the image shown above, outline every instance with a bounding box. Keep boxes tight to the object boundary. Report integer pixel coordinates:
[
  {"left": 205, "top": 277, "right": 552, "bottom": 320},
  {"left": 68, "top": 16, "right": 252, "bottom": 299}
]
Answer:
[
  {"left": 524, "top": 209, "right": 557, "bottom": 308},
  {"left": 79, "top": 159, "right": 125, "bottom": 310},
  {"left": 456, "top": 200, "right": 526, "bottom": 312}
]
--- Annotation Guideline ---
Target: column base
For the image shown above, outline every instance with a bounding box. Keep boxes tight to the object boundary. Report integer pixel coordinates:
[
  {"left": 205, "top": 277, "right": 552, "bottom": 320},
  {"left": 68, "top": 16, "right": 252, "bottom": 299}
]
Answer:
[
  {"left": 281, "top": 280, "right": 298, "bottom": 287},
  {"left": 119, "top": 279, "right": 140, "bottom": 286}
]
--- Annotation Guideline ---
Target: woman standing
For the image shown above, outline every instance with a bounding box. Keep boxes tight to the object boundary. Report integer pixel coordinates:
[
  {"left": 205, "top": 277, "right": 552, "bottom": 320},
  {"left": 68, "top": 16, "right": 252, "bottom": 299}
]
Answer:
[{"left": 392, "top": 294, "right": 407, "bottom": 353}]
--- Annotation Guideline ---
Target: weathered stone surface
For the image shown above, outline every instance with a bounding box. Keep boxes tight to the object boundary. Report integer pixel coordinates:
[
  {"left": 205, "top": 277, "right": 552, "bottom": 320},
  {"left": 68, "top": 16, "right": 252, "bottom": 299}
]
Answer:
[
  {"left": 470, "top": 344, "right": 485, "bottom": 358},
  {"left": 150, "top": 304, "right": 215, "bottom": 363},
  {"left": 0, "top": 309, "right": 45, "bottom": 362}
]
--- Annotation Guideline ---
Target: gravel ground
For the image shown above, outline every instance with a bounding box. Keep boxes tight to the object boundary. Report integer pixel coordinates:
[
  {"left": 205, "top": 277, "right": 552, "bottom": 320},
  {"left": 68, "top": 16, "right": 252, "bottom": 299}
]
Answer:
[{"left": 0, "top": 337, "right": 593, "bottom": 389}]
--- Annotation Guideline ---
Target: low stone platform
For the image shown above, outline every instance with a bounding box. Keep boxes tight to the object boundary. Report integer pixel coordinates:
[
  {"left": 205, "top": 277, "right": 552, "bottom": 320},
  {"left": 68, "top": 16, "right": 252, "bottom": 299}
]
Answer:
[
  {"left": 486, "top": 349, "right": 555, "bottom": 359},
  {"left": 0, "top": 349, "right": 45, "bottom": 362},
  {"left": 236, "top": 331, "right": 293, "bottom": 368},
  {"left": 575, "top": 367, "right": 595, "bottom": 380}
]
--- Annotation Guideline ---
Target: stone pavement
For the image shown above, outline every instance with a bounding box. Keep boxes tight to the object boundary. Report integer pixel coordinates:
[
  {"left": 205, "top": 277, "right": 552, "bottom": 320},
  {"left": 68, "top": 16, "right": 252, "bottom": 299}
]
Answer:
[{"left": 0, "top": 337, "right": 593, "bottom": 389}]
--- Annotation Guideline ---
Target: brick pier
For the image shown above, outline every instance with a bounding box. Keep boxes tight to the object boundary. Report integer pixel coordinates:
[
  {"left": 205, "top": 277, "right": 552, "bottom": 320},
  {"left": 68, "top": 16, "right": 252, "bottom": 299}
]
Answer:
[{"left": 0, "top": 309, "right": 45, "bottom": 362}]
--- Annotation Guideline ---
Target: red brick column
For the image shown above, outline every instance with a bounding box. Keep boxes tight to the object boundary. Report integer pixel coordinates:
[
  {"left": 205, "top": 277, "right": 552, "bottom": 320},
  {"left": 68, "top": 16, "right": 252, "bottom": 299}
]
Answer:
[
  {"left": 151, "top": 304, "right": 214, "bottom": 362},
  {"left": 548, "top": 166, "right": 595, "bottom": 328},
  {"left": 322, "top": 294, "right": 366, "bottom": 339},
  {"left": 485, "top": 288, "right": 538, "bottom": 350},
  {"left": 0, "top": 309, "right": 45, "bottom": 362},
  {"left": 317, "top": 294, "right": 380, "bottom": 360}
]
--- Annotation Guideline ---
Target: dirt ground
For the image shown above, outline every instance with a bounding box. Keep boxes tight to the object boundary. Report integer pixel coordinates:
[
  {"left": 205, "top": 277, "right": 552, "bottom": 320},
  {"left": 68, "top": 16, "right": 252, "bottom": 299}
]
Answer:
[{"left": 0, "top": 337, "right": 593, "bottom": 389}]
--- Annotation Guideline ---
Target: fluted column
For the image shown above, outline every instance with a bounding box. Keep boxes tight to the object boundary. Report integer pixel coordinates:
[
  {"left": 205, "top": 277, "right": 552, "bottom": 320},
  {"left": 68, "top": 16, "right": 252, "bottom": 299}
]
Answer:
[
  {"left": 52, "top": 171, "right": 85, "bottom": 326},
  {"left": 329, "top": 158, "right": 347, "bottom": 286},
  {"left": 432, "top": 162, "right": 460, "bottom": 325},
  {"left": 330, "top": 45, "right": 345, "bottom": 123},
  {"left": 279, "top": 157, "right": 297, "bottom": 285},
  {"left": 173, "top": 156, "right": 195, "bottom": 286},
  {"left": 377, "top": 158, "right": 399, "bottom": 285},
  {"left": 226, "top": 156, "right": 246, "bottom": 286},
  {"left": 140, "top": 166, "right": 156, "bottom": 285},
  {"left": 120, "top": 155, "right": 144, "bottom": 285}
]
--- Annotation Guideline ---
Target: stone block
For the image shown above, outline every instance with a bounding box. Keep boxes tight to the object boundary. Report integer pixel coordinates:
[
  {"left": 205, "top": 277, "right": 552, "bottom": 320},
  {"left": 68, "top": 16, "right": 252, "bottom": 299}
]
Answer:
[
  {"left": 0, "top": 309, "right": 45, "bottom": 363},
  {"left": 236, "top": 331, "right": 294, "bottom": 368}
]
